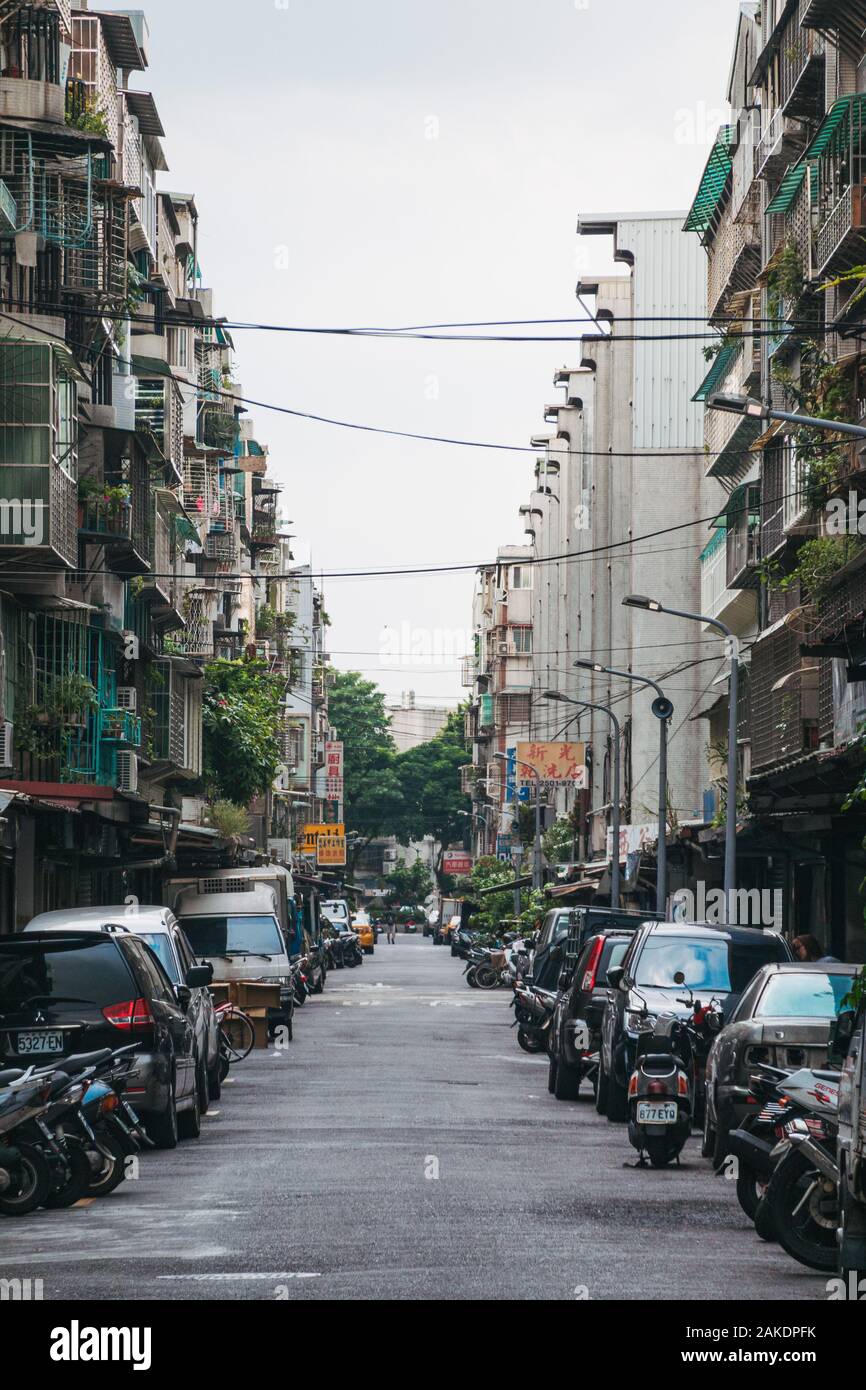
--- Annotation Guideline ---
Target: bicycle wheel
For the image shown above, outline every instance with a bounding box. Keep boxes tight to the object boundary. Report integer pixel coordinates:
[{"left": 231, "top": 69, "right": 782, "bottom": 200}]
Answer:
[{"left": 219, "top": 1009, "right": 255, "bottom": 1062}]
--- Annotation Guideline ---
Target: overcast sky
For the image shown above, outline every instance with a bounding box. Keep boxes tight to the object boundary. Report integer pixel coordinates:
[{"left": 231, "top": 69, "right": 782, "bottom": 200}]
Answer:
[{"left": 138, "top": 0, "right": 737, "bottom": 717}]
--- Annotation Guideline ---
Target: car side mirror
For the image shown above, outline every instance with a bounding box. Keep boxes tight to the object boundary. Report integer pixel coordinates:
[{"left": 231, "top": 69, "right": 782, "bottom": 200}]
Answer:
[
  {"left": 186, "top": 965, "right": 212, "bottom": 988},
  {"left": 175, "top": 985, "right": 192, "bottom": 1011},
  {"left": 606, "top": 965, "right": 624, "bottom": 990}
]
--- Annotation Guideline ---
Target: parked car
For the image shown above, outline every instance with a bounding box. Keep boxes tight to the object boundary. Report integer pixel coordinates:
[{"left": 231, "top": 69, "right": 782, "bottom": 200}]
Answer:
[
  {"left": 321, "top": 899, "right": 352, "bottom": 932},
  {"left": 175, "top": 885, "right": 295, "bottom": 1029},
  {"left": 547, "top": 930, "right": 636, "bottom": 1100},
  {"left": 24, "top": 906, "right": 221, "bottom": 1108},
  {"left": 837, "top": 991, "right": 866, "bottom": 1282},
  {"left": 0, "top": 930, "right": 204, "bottom": 1148},
  {"left": 352, "top": 911, "right": 375, "bottom": 955},
  {"left": 599, "top": 922, "right": 792, "bottom": 1121},
  {"left": 703, "top": 960, "right": 859, "bottom": 1166}
]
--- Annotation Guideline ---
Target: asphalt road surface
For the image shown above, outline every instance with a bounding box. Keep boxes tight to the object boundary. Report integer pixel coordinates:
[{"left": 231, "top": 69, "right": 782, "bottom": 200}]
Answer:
[{"left": 1, "top": 936, "right": 830, "bottom": 1301}]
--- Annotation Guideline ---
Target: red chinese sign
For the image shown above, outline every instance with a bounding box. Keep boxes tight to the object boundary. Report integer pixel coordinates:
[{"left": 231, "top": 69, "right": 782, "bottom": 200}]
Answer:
[{"left": 516, "top": 742, "right": 587, "bottom": 786}]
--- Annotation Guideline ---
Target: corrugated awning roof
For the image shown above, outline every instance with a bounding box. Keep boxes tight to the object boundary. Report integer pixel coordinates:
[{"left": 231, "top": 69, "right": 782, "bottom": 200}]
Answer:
[
  {"left": 750, "top": 0, "right": 799, "bottom": 85},
  {"left": 766, "top": 163, "right": 807, "bottom": 216},
  {"left": 93, "top": 12, "right": 147, "bottom": 72},
  {"left": 131, "top": 353, "right": 172, "bottom": 378},
  {"left": 122, "top": 91, "right": 165, "bottom": 139},
  {"left": 692, "top": 340, "right": 743, "bottom": 402},
  {"left": 805, "top": 94, "right": 866, "bottom": 162},
  {"left": 684, "top": 126, "right": 734, "bottom": 235}
]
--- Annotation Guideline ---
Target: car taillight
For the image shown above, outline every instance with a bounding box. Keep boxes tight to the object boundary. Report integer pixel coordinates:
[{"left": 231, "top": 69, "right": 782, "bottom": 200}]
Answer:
[
  {"left": 102, "top": 998, "right": 154, "bottom": 1031},
  {"left": 580, "top": 936, "right": 605, "bottom": 993},
  {"left": 678, "top": 1073, "right": 689, "bottom": 1097}
]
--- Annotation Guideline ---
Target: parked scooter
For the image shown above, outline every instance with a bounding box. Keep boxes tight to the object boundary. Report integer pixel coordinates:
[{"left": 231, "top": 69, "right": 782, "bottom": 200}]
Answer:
[
  {"left": 511, "top": 982, "right": 556, "bottom": 1053},
  {"left": 627, "top": 996, "right": 722, "bottom": 1168},
  {"left": 0, "top": 1068, "right": 55, "bottom": 1216},
  {"left": 760, "top": 1067, "right": 841, "bottom": 1272}
]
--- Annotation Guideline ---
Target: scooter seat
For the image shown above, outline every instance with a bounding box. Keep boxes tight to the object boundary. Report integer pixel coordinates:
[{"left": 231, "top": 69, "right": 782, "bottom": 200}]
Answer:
[
  {"left": 639, "top": 1054, "right": 679, "bottom": 1069},
  {"left": 61, "top": 1049, "right": 114, "bottom": 1075}
]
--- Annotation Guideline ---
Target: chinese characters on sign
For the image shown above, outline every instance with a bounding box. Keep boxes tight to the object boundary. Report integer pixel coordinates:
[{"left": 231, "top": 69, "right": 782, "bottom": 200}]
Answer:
[
  {"left": 442, "top": 851, "right": 473, "bottom": 876},
  {"left": 317, "top": 834, "right": 347, "bottom": 867},
  {"left": 324, "top": 740, "right": 344, "bottom": 823},
  {"left": 516, "top": 742, "right": 587, "bottom": 787}
]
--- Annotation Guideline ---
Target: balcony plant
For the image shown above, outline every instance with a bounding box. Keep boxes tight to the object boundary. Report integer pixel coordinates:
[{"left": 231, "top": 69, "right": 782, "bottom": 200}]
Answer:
[{"left": 33, "top": 675, "right": 99, "bottom": 730}]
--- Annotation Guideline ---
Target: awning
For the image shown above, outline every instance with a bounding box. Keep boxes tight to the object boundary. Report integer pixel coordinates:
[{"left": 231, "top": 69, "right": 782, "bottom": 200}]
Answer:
[
  {"left": 475, "top": 874, "right": 532, "bottom": 897},
  {"left": 121, "top": 91, "right": 165, "bottom": 139},
  {"left": 131, "top": 353, "right": 172, "bottom": 379},
  {"left": 692, "top": 340, "right": 743, "bottom": 402},
  {"left": 766, "top": 163, "right": 807, "bottom": 216},
  {"left": 684, "top": 126, "right": 734, "bottom": 236},
  {"left": 804, "top": 94, "right": 866, "bottom": 162},
  {"left": 93, "top": 12, "right": 146, "bottom": 72},
  {"left": 750, "top": 0, "right": 799, "bottom": 85}
]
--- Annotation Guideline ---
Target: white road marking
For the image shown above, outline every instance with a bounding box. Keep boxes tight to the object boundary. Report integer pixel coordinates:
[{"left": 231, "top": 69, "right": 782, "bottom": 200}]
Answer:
[{"left": 157, "top": 1272, "right": 321, "bottom": 1282}]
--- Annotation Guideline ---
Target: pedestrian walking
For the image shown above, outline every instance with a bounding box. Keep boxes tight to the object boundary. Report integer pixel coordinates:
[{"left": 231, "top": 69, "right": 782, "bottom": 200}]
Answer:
[{"left": 385, "top": 910, "right": 397, "bottom": 945}]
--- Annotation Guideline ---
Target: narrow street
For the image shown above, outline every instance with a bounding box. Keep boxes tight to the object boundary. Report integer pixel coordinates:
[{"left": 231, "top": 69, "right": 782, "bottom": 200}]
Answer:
[{"left": 1, "top": 940, "right": 826, "bottom": 1302}]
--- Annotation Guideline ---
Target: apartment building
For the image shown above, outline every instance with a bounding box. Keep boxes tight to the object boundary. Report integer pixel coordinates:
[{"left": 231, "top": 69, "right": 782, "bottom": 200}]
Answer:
[
  {"left": 688, "top": 0, "right": 866, "bottom": 959},
  {"left": 0, "top": 2, "right": 326, "bottom": 929},
  {"left": 463, "top": 545, "right": 534, "bottom": 860}
]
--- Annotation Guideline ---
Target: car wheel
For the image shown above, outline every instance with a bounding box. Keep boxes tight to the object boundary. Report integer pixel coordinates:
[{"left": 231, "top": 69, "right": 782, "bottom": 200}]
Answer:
[
  {"left": 196, "top": 1055, "right": 210, "bottom": 1115},
  {"left": 178, "top": 1077, "right": 202, "bottom": 1141},
  {"left": 595, "top": 1054, "right": 609, "bottom": 1114},
  {"left": 147, "top": 1079, "right": 179, "bottom": 1150},
  {"left": 554, "top": 1060, "right": 582, "bottom": 1101},
  {"left": 701, "top": 1088, "right": 717, "bottom": 1160},
  {"left": 208, "top": 1054, "right": 222, "bottom": 1102},
  {"left": 547, "top": 1055, "right": 557, "bottom": 1094},
  {"left": 605, "top": 1061, "right": 629, "bottom": 1122}
]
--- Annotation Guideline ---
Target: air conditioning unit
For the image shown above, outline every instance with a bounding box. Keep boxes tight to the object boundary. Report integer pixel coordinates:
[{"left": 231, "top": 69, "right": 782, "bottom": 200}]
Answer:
[
  {"left": 116, "top": 751, "right": 139, "bottom": 794},
  {"left": 497, "top": 642, "right": 510, "bottom": 657},
  {"left": 116, "top": 687, "right": 137, "bottom": 713},
  {"left": 0, "top": 722, "right": 13, "bottom": 768}
]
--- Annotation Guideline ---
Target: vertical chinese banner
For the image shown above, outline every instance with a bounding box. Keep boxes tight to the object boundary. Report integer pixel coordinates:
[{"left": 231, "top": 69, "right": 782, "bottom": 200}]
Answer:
[{"left": 325, "top": 740, "right": 344, "bottom": 823}]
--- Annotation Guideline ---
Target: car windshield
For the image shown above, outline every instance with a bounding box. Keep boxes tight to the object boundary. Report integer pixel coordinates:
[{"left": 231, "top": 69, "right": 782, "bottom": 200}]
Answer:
[
  {"left": 322, "top": 903, "right": 348, "bottom": 922},
  {"left": 635, "top": 935, "right": 733, "bottom": 991},
  {"left": 180, "top": 916, "right": 284, "bottom": 957},
  {"left": 0, "top": 940, "right": 133, "bottom": 1010},
  {"left": 137, "top": 932, "right": 179, "bottom": 983},
  {"left": 755, "top": 972, "right": 853, "bottom": 1020}
]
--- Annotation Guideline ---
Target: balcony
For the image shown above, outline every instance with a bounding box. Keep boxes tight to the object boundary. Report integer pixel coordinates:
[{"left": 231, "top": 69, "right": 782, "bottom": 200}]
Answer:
[
  {"left": 749, "top": 625, "right": 819, "bottom": 773},
  {"left": 813, "top": 185, "right": 866, "bottom": 280},
  {"left": 707, "top": 205, "right": 761, "bottom": 320},
  {"left": 781, "top": 11, "right": 825, "bottom": 123},
  {"left": 700, "top": 525, "right": 758, "bottom": 632},
  {"left": 727, "top": 485, "right": 761, "bottom": 589},
  {"left": 800, "top": 0, "right": 866, "bottom": 44},
  {"left": 755, "top": 109, "right": 805, "bottom": 182},
  {"left": 0, "top": 5, "right": 65, "bottom": 123},
  {"left": 701, "top": 344, "right": 764, "bottom": 480},
  {"left": 100, "top": 709, "right": 142, "bottom": 748}
]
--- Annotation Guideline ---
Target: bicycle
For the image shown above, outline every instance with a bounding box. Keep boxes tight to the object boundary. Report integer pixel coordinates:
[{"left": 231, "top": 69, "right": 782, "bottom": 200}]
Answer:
[{"left": 214, "top": 1001, "right": 256, "bottom": 1079}]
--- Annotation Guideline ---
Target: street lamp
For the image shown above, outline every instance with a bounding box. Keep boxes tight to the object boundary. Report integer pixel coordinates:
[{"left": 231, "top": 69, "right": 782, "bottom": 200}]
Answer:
[
  {"left": 623, "top": 593, "right": 739, "bottom": 921},
  {"left": 575, "top": 658, "right": 673, "bottom": 915},
  {"left": 458, "top": 808, "right": 492, "bottom": 854},
  {"left": 543, "top": 690, "right": 621, "bottom": 908},
  {"left": 493, "top": 751, "right": 543, "bottom": 892},
  {"left": 708, "top": 392, "right": 866, "bottom": 440}
]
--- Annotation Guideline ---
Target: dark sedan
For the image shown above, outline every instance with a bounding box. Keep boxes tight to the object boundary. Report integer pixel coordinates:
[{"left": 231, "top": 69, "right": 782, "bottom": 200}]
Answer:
[
  {"left": 599, "top": 921, "right": 792, "bottom": 1122},
  {"left": 703, "top": 960, "right": 859, "bottom": 1166},
  {"left": 548, "top": 930, "right": 635, "bottom": 1101}
]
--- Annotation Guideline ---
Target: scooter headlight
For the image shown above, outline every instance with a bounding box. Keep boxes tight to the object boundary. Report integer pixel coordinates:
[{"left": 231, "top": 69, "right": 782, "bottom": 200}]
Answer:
[{"left": 626, "top": 1010, "right": 655, "bottom": 1034}]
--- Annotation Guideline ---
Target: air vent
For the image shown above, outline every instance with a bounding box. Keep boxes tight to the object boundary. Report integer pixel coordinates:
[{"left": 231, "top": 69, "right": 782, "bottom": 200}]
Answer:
[
  {"left": 0, "top": 722, "right": 12, "bottom": 769},
  {"left": 116, "top": 751, "right": 139, "bottom": 793},
  {"left": 198, "top": 877, "right": 253, "bottom": 894}
]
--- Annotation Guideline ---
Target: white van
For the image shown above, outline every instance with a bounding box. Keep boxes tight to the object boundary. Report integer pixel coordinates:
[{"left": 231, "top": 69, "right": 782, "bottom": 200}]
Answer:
[
  {"left": 175, "top": 884, "right": 294, "bottom": 1023},
  {"left": 320, "top": 899, "right": 351, "bottom": 930}
]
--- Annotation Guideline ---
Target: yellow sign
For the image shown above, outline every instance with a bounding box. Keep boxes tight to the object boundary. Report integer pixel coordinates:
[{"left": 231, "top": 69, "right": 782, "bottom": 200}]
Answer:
[
  {"left": 302, "top": 823, "right": 346, "bottom": 857},
  {"left": 317, "top": 835, "right": 347, "bottom": 867},
  {"left": 516, "top": 742, "right": 587, "bottom": 786}
]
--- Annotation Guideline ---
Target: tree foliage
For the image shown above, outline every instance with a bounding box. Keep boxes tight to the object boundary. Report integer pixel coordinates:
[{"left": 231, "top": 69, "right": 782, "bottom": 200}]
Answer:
[
  {"left": 391, "top": 707, "right": 470, "bottom": 881},
  {"left": 384, "top": 860, "right": 433, "bottom": 905},
  {"left": 202, "top": 660, "right": 285, "bottom": 806},
  {"left": 327, "top": 671, "right": 403, "bottom": 854}
]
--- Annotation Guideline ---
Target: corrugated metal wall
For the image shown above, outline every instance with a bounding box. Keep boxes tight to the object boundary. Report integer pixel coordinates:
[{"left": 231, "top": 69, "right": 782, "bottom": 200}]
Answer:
[{"left": 618, "top": 216, "right": 706, "bottom": 451}]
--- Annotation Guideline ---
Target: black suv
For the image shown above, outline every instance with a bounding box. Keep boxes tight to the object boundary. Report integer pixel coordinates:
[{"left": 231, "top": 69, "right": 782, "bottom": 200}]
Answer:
[
  {"left": 0, "top": 930, "right": 207, "bottom": 1148},
  {"left": 598, "top": 921, "right": 792, "bottom": 1121},
  {"left": 547, "top": 929, "right": 638, "bottom": 1101}
]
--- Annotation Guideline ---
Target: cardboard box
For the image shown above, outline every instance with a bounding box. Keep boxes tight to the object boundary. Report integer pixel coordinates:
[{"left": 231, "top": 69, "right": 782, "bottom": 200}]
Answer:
[
  {"left": 235, "top": 981, "right": 282, "bottom": 1012},
  {"left": 247, "top": 1009, "right": 270, "bottom": 1049}
]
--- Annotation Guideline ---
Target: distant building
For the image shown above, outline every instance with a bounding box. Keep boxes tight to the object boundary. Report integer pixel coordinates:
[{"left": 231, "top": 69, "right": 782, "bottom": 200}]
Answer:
[{"left": 386, "top": 691, "right": 453, "bottom": 754}]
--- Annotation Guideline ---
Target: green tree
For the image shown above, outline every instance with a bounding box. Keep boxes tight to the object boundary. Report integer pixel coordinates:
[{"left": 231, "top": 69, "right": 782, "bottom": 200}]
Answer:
[
  {"left": 392, "top": 707, "right": 471, "bottom": 885},
  {"left": 384, "top": 860, "right": 433, "bottom": 906},
  {"left": 328, "top": 670, "right": 404, "bottom": 864},
  {"left": 202, "top": 660, "right": 285, "bottom": 806}
]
